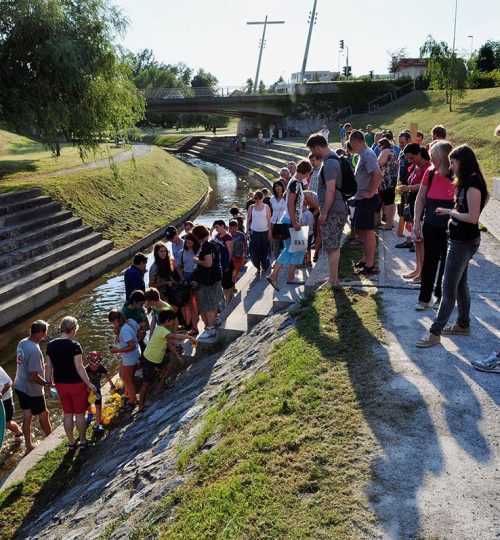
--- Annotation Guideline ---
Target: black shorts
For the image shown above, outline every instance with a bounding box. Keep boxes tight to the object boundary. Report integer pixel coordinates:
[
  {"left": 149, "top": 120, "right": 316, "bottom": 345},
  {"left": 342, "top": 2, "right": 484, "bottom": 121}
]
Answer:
[
  {"left": 353, "top": 195, "right": 380, "bottom": 231},
  {"left": 2, "top": 397, "right": 14, "bottom": 422},
  {"left": 380, "top": 187, "right": 396, "bottom": 205},
  {"left": 15, "top": 389, "right": 47, "bottom": 416},
  {"left": 142, "top": 357, "right": 169, "bottom": 383},
  {"left": 221, "top": 260, "right": 235, "bottom": 290}
]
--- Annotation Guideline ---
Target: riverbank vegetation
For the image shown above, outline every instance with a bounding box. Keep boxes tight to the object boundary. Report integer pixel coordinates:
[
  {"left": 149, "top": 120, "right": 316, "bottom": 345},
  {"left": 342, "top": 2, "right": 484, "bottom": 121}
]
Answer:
[
  {"left": 122, "top": 287, "right": 382, "bottom": 539},
  {"left": 0, "top": 146, "right": 209, "bottom": 249}
]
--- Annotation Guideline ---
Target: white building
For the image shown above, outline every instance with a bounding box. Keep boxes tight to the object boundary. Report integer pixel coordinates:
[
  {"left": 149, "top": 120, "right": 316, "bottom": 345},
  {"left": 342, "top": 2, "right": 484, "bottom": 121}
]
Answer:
[{"left": 275, "top": 71, "right": 335, "bottom": 93}]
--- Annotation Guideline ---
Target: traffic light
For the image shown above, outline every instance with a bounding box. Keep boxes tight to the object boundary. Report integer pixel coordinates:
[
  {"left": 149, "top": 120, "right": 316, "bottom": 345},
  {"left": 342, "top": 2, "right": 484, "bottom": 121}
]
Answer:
[
  {"left": 339, "top": 39, "right": 344, "bottom": 50},
  {"left": 347, "top": 66, "right": 352, "bottom": 77},
  {"left": 343, "top": 66, "right": 347, "bottom": 76},
  {"left": 369, "top": 70, "right": 374, "bottom": 79}
]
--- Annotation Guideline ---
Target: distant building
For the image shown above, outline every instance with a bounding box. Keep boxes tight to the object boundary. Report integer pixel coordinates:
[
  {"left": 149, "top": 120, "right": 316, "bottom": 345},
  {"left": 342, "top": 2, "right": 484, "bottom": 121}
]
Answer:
[
  {"left": 394, "top": 58, "right": 428, "bottom": 79},
  {"left": 275, "top": 71, "right": 338, "bottom": 94}
]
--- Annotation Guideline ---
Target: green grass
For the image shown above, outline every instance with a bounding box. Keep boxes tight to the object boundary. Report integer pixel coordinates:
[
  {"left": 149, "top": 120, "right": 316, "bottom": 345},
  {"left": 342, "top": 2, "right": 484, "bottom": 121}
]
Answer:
[
  {"left": 129, "top": 287, "right": 382, "bottom": 540},
  {"left": 141, "top": 119, "right": 239, "bottom": 145},
  {"left": 347, "top": 88, "right": 500, "bottom": 189},
  {"left": 0, "top": 129, "right": 126, "bottom": 179},
  {"left": 140, "top": 133, "right": 188, "bottom": 146},
  {"left": 0, "top": 146, "right": 209, "bottom": 249}
]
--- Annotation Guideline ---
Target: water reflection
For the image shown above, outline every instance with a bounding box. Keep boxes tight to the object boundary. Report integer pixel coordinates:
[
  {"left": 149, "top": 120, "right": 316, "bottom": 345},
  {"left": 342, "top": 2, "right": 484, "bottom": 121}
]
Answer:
[{"left": 0, "top": 157, "right": 262, "bottom": 468}]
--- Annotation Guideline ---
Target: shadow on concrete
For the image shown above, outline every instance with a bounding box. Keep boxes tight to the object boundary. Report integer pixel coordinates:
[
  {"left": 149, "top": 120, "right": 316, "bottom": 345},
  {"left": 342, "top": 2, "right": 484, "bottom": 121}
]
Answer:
[{"left": 296, "top": 287, "right": 443, "bottom": 538}]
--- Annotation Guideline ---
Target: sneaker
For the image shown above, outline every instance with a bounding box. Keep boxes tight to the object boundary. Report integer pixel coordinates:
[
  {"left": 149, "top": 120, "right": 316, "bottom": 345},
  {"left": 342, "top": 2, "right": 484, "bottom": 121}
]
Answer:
[
  {"left": 415, "top": 301, "right": 433, "bottom": 311},
  {"left": 395, "top": 240, "right": 413, "bottom": 249},
  {"left": 441, "top": 324, "right": 471, "bottom": 336},
  {"left": 86, "top": 413, "right": 95, "bottom": 425},
  {"left": 354, "top": 259, "right": 366, "bottom": 268},
  {"left": 416, "top": 332, "right": 441, "bottom": 348},
  {"left": 198, "top": 327, "right": 216, "bottom": 340},
  {"left": 432, "top": 298, "right": 441, "bottom": 310},
  {"left": 471, "top": 351, "right": 500, "bottom": 373},
  {"left": 93, "top": 424, "right": 105, "bottom": 433}
]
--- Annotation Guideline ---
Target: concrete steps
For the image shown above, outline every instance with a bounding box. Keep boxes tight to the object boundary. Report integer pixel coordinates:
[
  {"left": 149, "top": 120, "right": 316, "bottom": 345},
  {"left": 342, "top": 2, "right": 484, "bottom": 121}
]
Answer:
[{"left": 0, "top": 188, "right": 114, "bottom": 328}]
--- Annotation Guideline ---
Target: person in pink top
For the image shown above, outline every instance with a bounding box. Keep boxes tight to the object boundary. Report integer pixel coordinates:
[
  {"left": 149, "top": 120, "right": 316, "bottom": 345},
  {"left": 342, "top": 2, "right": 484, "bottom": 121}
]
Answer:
[
  {"left": 399, "top": 144, "right": 431, "bottom": 282},
  {"left": 413, "top": 141, "right": 455, "bottom": 310}
]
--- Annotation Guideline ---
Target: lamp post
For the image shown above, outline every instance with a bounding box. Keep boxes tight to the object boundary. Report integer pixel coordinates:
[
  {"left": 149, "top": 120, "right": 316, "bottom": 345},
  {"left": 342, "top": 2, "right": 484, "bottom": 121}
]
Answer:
[
  {"left": 247, "top": 16, "right": 285, "bottom": 95},
  {"left": 300, "top": 0, "right": 318, "bottom": 82}
]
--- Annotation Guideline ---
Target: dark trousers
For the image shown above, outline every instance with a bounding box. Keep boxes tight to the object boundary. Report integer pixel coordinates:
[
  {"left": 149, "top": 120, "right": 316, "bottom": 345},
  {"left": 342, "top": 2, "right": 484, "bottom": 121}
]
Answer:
[
  {"left": 419, "top": 222, "right": 448, "bottom": 303},
  {"left": 249, "top": 230, "right": 270, "bottom": 271},
  {"left": 430, "top": 237, "right": 480, "bottom": 335}
]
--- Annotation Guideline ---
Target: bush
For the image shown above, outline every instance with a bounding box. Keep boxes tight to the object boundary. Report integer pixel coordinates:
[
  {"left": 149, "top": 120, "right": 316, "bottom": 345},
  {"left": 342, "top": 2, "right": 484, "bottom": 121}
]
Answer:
[{"left": 469, "top": 70, "right": 500, "bottom": 89}]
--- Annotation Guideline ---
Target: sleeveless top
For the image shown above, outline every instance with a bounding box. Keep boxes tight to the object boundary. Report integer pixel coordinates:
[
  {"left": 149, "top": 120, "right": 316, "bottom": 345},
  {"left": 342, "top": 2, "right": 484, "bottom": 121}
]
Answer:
[{"left": 250, "top": 205, "right": 269, "bottom": 232}]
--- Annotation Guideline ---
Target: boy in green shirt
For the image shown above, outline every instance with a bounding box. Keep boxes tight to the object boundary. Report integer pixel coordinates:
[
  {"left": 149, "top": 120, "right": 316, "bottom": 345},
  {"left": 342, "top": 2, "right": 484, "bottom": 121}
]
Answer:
[{"left": 138, "top": 310, "right": 196, "bottom": 411}]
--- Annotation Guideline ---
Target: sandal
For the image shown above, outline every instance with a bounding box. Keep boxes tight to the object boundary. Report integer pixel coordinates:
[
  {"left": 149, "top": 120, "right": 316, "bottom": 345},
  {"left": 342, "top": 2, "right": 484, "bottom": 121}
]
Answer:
[
  {"left": 67, "top": 442, "right": 78, "bottom": 451},
  {"left": 266, "top": 276, "right": 280, "bottom": 291},
  {"left": 79, "top": 440, "right": 92, "bottom": 450}
]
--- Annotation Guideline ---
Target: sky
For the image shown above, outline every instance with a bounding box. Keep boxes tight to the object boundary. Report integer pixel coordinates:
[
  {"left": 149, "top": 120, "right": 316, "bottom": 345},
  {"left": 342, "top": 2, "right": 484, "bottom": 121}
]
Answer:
[{"left": 114, "top": 0, "right": 500, "bottom": 87}]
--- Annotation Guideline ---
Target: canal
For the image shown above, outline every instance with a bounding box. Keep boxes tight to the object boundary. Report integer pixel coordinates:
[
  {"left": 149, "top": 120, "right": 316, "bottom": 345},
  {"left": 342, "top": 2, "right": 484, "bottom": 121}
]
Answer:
[{"left": 0, "top": 156, "right": 263, "bottom": 468}]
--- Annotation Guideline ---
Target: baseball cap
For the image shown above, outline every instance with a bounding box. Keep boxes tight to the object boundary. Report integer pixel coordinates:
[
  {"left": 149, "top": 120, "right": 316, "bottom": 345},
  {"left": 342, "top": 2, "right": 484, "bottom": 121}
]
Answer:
[{"left": 165, "top": 226, "right": 178, "bottom": 240}]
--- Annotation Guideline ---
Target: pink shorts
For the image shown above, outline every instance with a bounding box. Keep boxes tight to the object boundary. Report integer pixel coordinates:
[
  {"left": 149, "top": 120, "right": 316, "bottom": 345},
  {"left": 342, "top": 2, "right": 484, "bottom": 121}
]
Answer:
[{"left": 55, "top": 382, "right": 88, "bottom": 415}]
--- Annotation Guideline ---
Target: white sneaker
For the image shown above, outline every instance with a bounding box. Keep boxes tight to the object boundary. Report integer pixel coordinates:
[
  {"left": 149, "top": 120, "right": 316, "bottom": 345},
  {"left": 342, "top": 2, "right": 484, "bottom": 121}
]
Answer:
[
  {"left": 470, "top": 351, "right": 500, "bottom": 373},
  {"left": 415, "top": 301, "right": 433, "bottom": 311},
  {"left": 198, "top": 327, "right": 216, "bottom": 340}
]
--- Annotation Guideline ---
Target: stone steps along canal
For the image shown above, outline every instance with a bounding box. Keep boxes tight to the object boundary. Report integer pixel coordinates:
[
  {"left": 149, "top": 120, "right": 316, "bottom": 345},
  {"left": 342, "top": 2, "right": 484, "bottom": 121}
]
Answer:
[{"left": 0, "top": 156, "right": 263, "bottom": 468}]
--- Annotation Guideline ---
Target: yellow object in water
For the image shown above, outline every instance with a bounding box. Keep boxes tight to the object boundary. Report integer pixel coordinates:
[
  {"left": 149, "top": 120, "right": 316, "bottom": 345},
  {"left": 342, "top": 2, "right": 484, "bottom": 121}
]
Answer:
[
  {"left": 112, "top": 393, "right": 121, "bottom": 400},
  {"left": 106, "top": 407, "right": 115, "bottom": 416},
  {"left": 90, "top": 404, "right": 96, "bottom": 414},
  {"left": 103, "top": 417, "right": 111, "bottom": 425},
  {"left": 88, "top": 392, "right": 96, "bottom": 404}
]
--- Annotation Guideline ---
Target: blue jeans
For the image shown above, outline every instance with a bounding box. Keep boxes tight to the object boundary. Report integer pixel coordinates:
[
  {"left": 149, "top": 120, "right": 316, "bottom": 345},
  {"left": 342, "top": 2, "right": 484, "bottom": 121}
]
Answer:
[{"left": 430, "top": 237, "right": 480, "bottom": 336}]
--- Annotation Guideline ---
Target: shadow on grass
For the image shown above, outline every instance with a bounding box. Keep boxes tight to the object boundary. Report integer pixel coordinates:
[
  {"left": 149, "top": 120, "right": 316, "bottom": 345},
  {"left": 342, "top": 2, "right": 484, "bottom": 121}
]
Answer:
[
  {"left": 296, "top": 287, "right": 443, "bottom": 539},
  {"left": 0, "top": 160, "right": 38, "bottom": 179},
  {"left": 458, "top": 96, "right": 500, "bottom": 118}
]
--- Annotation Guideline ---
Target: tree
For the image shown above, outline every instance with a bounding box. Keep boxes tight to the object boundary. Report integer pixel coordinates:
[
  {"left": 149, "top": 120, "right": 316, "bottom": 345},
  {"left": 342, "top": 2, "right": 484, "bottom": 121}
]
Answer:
[
  {"left": 258, "top": 80, "right": 267, "bottom": 94},
  {"left": 476, "top": 40, "right": 500, "bottom": 72},
  {"left": 420, "top": 36, "right": 468, "bottom": 112},
  {"left": 245, "top": 78, "right": 254, "bottom": 95},
  {"left": 191, "top": 68, "right": 218, "bottom": 89},
  {"left": 388, "top": 48, "right": 407, "bottom": 74},
  {"left": 0, "top": 0, "right": 144, "bottom": 155}
]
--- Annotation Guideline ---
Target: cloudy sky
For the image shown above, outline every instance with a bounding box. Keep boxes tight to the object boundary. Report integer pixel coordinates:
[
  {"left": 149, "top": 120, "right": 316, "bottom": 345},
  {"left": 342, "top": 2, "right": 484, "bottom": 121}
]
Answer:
[{"left": 114, "top": 0, "right": 500, "bottom": 87}]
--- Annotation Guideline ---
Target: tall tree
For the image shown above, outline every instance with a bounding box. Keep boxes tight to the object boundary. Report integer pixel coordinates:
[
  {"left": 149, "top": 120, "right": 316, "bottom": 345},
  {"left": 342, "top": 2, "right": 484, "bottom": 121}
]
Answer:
[
  {"left": 476, "top": 40, "right": 500, "bottom": 72},
  {"left": 420, "top": 36, "right": 467, "bottom": 112},
  {"left": 388, "top": 48, "right": 407, "bottom": 74},
  {"left": 0, "top": 0, "right": 144, "bottom": 155}
]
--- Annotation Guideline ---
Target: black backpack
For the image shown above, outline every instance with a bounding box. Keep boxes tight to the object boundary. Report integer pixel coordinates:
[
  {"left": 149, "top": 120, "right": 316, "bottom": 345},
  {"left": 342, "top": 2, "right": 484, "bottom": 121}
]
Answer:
[{"left": 320, "top": 154, "right": 357, "bottom": 198}]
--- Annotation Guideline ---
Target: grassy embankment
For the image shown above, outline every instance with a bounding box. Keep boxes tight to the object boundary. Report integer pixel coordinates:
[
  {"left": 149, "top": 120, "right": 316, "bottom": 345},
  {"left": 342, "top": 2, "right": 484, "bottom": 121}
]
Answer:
[
  {"left": 120, "top": 286, "right": 382, "bottom": 539},
  {"left": 347, "top": 88, "right": 500, "bottom": 189},
  {"left": 0, "top": 129, "right": 126, "bottom": 179},
  {"left": 0, "top": 139, "right": 209, "bottom": 249}
]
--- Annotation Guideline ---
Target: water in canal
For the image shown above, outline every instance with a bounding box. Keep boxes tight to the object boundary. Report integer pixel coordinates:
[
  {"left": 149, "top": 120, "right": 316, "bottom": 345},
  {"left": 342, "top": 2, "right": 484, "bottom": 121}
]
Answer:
[{"left": 0, "top": 156, "right": 263, "bottom": 469}]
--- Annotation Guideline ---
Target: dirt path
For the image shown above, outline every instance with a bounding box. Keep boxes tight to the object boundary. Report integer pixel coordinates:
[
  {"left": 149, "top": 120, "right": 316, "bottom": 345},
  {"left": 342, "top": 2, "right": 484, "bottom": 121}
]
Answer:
[
  {"left": 8, "top": 143, "right": 152, "bottom": 181},
  {"left": 364, "top": 229, "right": 500, "bottom": 539}
]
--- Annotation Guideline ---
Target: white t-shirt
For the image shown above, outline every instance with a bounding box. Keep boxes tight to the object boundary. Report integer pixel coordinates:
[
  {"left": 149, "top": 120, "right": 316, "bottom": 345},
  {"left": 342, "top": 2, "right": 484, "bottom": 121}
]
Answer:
[
  {"left": 0, "top": 366, "right": 13, "bottom": 401},
  {"left": 320, "top": 128, "right": 330, "bottom": 141},
  {"left": 302, "top": 209, "right": 315, "bottom": 236},
  {"left": 270, "top": 196, "right": 287, "bottom": 224}
]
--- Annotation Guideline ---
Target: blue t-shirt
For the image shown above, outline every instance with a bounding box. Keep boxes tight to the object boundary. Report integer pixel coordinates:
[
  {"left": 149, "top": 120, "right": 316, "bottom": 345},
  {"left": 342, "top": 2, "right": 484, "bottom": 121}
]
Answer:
[
  {"left": 119, "top": 320, "right": 141, "bottom": 365},
  {"left": 124, "top": 265, "right": 145, "bottom": 300}
]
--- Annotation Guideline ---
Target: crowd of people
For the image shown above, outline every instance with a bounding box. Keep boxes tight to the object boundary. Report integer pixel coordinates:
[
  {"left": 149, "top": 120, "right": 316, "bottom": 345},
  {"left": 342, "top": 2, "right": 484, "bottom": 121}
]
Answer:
[{"left": 2, "top": 120, "right": 497, "bottom": 457}]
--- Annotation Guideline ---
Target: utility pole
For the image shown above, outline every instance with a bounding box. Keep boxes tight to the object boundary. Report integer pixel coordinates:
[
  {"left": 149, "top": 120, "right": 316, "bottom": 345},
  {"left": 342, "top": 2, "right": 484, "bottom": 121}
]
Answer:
[
  {"left": 468, "top": 34, "right": 474, "bottom": 56},
  {"left": 300, "top": 0, "right": 318, "bottom": 82},
  {"left": 247, "top": 16, "right": 285, "bottom": 95}
]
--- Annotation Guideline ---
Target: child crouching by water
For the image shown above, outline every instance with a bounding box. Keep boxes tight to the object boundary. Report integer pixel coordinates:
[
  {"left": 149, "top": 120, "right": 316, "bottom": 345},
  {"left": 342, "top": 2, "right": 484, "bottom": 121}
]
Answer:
[
  {"left": 138, "top": 310, "right": 196, "bottom": 412},
  {"left": 85, "top": 351, "right": 116, "bottom": 433}
]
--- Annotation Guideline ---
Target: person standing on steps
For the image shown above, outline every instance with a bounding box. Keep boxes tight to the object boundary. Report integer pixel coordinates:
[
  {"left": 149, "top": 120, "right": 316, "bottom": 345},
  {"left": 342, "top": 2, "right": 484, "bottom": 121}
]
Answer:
[
  {"left": 213, "top": 220, "right": 235, "bottom": 304},
  {"left": 349, "top": 130, "right": 383, "bottom": 275},
  {"left": 306, "top": 134, "right": 347, "bottom": 287},
  {"left": 308, "top": 152, "right": 322, "bottom": 194},
  {"left": 13, "top": 320, "right": 52, "bottom": 454},
  {"left": 413, "top": 141, "right": 455, "bottom": 311},
  {"left": 416, "top": 145, "right": 489, "bottom": 348},
  {"left": 45, "top": 317, "right": 97, "bottom": 450},
  {"left": 319, "top": 124, "right": 329, "bottom": 142},
  {"left": 124, "top": 253, "right": 147, "bottom": 301},
  {"left": 247, "top": 191, "right": 272, "bottom": 277},
  {"left": 267, "top": 160, "right": 317, "bottom": 291},
  {"left": 269, "top": 180, "right": 287, "bottom": 260}
]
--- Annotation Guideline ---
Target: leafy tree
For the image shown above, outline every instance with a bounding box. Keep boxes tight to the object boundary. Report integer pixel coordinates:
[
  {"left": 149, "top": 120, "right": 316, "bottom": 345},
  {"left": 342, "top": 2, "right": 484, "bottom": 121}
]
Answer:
[
  {"left": 191, "top": 68, "right": 218, "bottom": 89},
  {"left": 258, "top": 80, "right": 267, "bottom": 94},
  {"left": 0, "top": 0, "right": 144, "bottom": 155},
  {"left": 132, "top": 48, "right": 157, "bottom": 77},
  {"left": 420, "top": 36, "right": 467, "bottom": 112},
  {"left": 388, "top": 48, "right": 407, "bottom": 73},
  {"left": 269, "top": 75, "right": 284, "bottom": 93},
  {"left": 476, "top": 40, "right": 500, "bottom": 72},
  {"left": 245, "top": 78, "right": 254, "bottom": 95}
]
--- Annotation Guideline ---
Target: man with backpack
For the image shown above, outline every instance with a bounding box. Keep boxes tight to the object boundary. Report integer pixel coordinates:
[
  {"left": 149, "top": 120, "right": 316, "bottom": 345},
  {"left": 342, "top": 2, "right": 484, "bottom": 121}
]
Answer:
[{"left": 307, "top": 133, "right": 356, "bottom": 286}]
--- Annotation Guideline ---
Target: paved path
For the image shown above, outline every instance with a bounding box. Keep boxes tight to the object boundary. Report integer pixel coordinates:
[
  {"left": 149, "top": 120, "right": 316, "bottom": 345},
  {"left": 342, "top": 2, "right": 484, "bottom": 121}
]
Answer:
[
  {"left": 9, "top": 143, "right": 152, "bottom": 181},
  {"left": 360, "top": 229, "right": 499, "bottom": 539}
]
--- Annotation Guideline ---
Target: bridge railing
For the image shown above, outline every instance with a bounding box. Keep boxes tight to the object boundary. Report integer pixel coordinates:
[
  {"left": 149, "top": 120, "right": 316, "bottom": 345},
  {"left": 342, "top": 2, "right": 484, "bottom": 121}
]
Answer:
[{"left": 143, "top": 86, "right": 253, "bottom": 100}]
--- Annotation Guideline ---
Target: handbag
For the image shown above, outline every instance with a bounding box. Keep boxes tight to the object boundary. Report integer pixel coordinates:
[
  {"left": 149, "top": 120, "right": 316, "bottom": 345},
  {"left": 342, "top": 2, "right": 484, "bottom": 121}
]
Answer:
[
  {"left": 272, "top": 223, "right": 290, "bottom": 240},
  {"left": 289, "top": 226, "right": 309, "bottom": 253}
]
